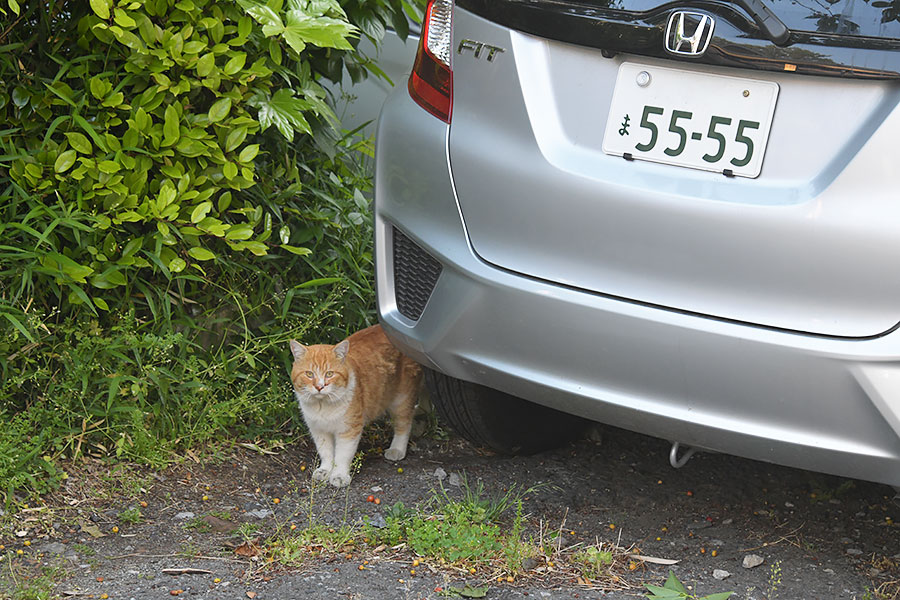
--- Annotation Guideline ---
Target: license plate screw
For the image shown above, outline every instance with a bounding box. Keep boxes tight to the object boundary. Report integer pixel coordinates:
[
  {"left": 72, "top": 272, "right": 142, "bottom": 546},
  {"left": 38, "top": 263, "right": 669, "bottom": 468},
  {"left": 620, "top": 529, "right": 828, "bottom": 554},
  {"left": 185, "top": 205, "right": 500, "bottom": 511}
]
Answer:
[
  {"left": 636, "top": 71, "right": 651, "bottom": 87},
  {"left": 743, "top": 89, "right": 750, "bottom": 97}
]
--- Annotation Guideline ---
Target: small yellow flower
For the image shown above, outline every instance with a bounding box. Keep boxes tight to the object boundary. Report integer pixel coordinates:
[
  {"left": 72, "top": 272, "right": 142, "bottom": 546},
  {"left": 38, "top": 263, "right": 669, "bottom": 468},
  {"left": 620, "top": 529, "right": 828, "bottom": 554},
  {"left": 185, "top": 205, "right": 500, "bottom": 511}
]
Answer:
[
  {"left": 16, "top": 549, "right": 23, "bottom": 556},
  {"left": 711, "top": 550, "right": 718, "bottom": 557},
  {"left": 23, "top": 540, "right": 31, "bottom": 546},
  {"left": 506, "top": 576, "right": 514, "bottom": 583},
  {"left": 628, "top": 562, "right": 637, "bottom": 571},
  {"left": 214, "top": 578, "right": 221, "bottom": 583},
  {"left": 272, "top": 498, "right": 280, "bottom": 504},
  {"left": 608, "top": 524, "right": 616, "bottom": 530},
  {"left": 656, "top": 537, "right": 661, "bottom": 541},
  {"left": 202, "top": 495, "right": 209, "bottom": 501},
  {"left": 358, "top": 565, "right": 365, "bottom": 571},
  {"left": 111, "top": 527, "right": 118, "bottom": 534},
  {"left": 397, "top": 467, "right": 403, "bottom": 473},
  {"left": 412, "top": 559, "right": 420, "bottom": 567},
  {"left": 300, "top": 465, "right": 306, "bottom": 471},
  {"left": 100, "top": 594, "right": 109, "bottom": 599},
  {"left": 469, "top": 567, "right": 476, "bottom": 574},
  {"left": 410, "top": 569, "right": 416, "bottom": 576},
  {"left": 290, "top": 524, "right": 297, "bottom": 530}
]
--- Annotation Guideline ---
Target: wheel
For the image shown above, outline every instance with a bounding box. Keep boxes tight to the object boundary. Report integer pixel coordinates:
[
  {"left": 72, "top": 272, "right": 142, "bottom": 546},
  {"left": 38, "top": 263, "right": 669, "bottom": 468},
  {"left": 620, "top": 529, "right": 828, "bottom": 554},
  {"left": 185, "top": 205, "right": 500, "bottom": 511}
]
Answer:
[{"left": 425, "top": 369, "right": 588, "bottom": 454}]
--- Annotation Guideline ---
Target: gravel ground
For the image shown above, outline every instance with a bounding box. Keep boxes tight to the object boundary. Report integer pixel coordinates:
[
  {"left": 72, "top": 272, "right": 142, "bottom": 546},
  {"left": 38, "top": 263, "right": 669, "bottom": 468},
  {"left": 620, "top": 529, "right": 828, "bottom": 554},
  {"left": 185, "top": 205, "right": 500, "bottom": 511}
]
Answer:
[{"left": 2, "top": 425, "right": 897, "bottom": 600}]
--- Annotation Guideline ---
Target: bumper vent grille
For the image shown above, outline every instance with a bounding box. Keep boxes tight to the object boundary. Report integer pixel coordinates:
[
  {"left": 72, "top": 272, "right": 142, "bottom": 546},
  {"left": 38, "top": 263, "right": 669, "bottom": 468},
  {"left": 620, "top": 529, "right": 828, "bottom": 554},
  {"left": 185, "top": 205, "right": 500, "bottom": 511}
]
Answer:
[{"left": 393, "top": 227, "right": 442, "bottom": 321}]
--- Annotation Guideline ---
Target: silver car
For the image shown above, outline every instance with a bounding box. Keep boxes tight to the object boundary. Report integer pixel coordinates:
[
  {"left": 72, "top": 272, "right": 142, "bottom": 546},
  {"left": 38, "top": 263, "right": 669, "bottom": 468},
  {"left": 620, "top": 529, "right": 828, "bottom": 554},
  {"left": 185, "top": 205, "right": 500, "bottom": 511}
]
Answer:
[{"left": 374, "top": 0, "right": 900, "bottom": 487}]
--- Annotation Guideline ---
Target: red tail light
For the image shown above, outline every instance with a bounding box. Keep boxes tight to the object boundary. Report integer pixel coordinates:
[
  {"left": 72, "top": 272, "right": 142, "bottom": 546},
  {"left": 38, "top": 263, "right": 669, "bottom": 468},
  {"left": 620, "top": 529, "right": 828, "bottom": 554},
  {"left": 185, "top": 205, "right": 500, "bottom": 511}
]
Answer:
[{"left": 408, "top": 0, "right": 453, "bottom": 123}]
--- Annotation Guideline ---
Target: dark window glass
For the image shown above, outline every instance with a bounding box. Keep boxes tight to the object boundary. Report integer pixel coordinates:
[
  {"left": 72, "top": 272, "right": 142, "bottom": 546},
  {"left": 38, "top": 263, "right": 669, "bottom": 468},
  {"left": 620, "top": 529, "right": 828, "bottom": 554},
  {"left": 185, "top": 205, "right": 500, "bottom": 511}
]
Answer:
[{"left": 586, "top": 0, "right": 900, "bottom": 39}]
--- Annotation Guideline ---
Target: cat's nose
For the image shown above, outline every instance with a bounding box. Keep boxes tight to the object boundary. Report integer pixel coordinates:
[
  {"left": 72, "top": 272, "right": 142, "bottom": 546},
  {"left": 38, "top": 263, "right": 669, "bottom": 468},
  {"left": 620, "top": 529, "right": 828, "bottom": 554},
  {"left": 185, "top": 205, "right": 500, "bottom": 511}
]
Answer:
[{"left": 314, "top": 383, "right": 324, "bottom": 391}]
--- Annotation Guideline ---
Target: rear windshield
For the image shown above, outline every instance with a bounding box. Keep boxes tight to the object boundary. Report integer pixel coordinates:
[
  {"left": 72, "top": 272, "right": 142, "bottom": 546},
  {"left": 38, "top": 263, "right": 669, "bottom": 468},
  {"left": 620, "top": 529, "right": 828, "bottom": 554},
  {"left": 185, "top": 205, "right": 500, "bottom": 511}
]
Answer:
[{"left": 599, "top": 0, "right": 900, "bottom": 39}]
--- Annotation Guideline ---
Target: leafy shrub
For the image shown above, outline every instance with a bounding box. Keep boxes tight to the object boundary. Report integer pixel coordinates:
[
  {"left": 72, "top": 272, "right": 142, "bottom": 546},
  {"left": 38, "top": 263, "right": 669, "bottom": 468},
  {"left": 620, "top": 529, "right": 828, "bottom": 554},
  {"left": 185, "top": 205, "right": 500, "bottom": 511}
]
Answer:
[{"left": 0, "top": 0, "right": 420, "bottom": 501}]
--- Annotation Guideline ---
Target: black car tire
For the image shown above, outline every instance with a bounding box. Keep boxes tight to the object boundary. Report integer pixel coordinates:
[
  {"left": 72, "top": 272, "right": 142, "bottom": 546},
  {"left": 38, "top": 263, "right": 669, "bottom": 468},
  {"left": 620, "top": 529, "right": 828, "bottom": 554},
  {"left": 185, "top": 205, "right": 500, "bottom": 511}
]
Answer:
[{"left": 425, "top": 369, "right": 588, "bottom": 454}]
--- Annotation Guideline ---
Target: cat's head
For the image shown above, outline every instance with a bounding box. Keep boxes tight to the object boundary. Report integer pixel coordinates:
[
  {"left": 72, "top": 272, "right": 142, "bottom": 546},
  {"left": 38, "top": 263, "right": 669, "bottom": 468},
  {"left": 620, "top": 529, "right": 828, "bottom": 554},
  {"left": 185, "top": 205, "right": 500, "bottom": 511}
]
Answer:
[{"left": 289, "top": 339, "right": 352, "bottom": 401}]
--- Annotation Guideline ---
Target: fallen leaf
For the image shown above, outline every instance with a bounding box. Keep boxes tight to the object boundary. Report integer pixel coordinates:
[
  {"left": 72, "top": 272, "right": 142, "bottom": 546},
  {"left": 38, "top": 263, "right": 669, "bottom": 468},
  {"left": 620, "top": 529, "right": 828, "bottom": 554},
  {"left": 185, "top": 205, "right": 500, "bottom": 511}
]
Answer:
[
  {"left": 246, "top": 592, "right": 257, "bottom": 599},
  {"left": 162, "top": 568, "right": 213, "bottom": 575},
  {"left": 234, "top": 538, "right": 262, "bottom": 557},
  {"left": 79, "top": 521, "right": 105, "bottom": 538},
  {"left": 373, "top": 544, "right": 387, "bottom": 553},
  {"left": 201, "top": 515, "right": 237, "bottom": 533},
  {"left": 627, "top": 553, "right": 679, "bottom": 565},
  {"left": 237, "top": 442, "right": 277, "bottom": 455}
]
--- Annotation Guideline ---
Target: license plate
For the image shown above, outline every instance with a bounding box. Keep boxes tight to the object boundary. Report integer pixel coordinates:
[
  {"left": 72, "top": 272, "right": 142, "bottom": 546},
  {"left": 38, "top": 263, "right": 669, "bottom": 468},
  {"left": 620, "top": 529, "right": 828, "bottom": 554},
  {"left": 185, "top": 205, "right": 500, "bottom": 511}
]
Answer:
[{"left": 602, "top": 63, "right": 779, "bottom": 178}]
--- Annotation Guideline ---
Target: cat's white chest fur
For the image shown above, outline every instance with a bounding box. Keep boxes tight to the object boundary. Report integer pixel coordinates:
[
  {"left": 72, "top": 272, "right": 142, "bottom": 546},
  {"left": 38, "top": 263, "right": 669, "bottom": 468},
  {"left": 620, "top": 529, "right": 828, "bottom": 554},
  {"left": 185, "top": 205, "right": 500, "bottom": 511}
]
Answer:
[{"left": 294, "top": 374, "right": 356, "bottom": 435}]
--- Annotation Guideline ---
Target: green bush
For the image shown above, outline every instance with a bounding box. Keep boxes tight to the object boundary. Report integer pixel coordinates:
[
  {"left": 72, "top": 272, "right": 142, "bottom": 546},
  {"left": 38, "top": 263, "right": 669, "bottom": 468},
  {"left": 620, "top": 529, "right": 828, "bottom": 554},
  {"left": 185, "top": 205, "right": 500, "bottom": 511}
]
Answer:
[{"left": 0, "top": 0, "right": 420, "bottom": 501}]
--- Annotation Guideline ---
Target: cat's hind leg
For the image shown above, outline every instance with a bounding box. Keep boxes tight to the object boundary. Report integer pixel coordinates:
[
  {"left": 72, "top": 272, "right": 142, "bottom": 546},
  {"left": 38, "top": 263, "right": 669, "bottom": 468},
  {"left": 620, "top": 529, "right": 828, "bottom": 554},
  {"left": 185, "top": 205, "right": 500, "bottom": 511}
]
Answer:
[{"left": 385, "top": 391, "right": 416, "bottom": 462}]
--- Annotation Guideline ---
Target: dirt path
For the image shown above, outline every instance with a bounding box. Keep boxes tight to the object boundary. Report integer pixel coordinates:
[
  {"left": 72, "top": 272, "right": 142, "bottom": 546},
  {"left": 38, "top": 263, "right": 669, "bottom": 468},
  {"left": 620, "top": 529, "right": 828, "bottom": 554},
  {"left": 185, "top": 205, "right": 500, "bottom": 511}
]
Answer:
[{"left": 3, "top": 426, "right": 897, "bottom": 600}]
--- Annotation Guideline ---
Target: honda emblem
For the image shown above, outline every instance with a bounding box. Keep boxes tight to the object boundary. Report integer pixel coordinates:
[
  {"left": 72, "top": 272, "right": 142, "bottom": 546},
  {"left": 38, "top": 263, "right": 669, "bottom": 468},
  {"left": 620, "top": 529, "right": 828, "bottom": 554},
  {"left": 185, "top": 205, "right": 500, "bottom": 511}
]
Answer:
[{"left": 665, "top": 11, "right": 715, "bottom": 57}]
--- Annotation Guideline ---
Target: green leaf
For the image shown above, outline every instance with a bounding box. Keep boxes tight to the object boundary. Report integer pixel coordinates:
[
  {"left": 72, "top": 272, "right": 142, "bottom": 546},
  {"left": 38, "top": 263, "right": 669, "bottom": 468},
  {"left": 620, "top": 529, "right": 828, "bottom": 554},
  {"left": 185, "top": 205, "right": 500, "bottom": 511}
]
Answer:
[
  {"left": 43, "top": 253, "right": 94, "bottom": 283},
  {"left": 190, "top": 201, "right": 213, "bottom": 223},
  {"left": 54, "top": 150, "right": 77, "bottom": 173},
  {"left": 208, "top": 97, "right": 232, "bottom": 123},
  {"left": 225, "top": 223, "right": 254, "bottom": 240},
  {"left": 643, "top": 585, "right": 683, "bottom": 599},
  {"left": 168, "top": 257, "right": 187, "bottom": 273},
  {"left": 224, "top": 127, "right": 248, "bottom": 152},
  {"left": 1, "top": 312, "right": 36, "bottom": 343},
  {"left": 239, "top": 144, "right": 259, "bottom": 163},
  {"left": 187, "top": 247, "right": 216, "bottom": 261},
  {"left": 298, "top": 277, "right": 341, "bottom": 288},
  {"left": 90, "top": 0, "right": 110, "bottom": 19},
  {"left": 113, "top": 8, "right": 136, "bottom": 27},
  {"left": 11, "top": 86, "right": 29, "bottom": 108},
  {"left": 664, "top": 572, "right": 689, "bottom": 595},
  {"left": 278, "top": 225, "right": 290, "bottom": 244},
  {"left": 162, "top": 104, "right": 180, "bottom": 146},
  {"left": 196, "top": 53, "right": 215, "bottom": 77},
  {"left": 65, "top": 132, "right": 92, "bottom": 154},
  {"left": 223, "top": 162, "right": 238, "bottom": 179},
  {"left": 283, "top": 11, "right": 355, "bottom": 52},
  {"left": 701, "top": 594, "right": 734, "bottom": 600},
  {"left": 93, "top": 297, "right": 110, "bottom": 311},
  {"left": 239, "top": 0, "right": 284, "bottom": 33},
  {"left": 239, "top": 241, "right": 267, "bottom": 256},
  {"left": 98, "top": 160, "right": 121, "bottom": 173},
  {"left": 281, "top": 244, "right": 310, "bottom": 256},
  {"left": 251, "top": 89, "right": 312, "bottom": 142},
  {"left": 223, "top": 53, "right": 247, "bottom": 75}
]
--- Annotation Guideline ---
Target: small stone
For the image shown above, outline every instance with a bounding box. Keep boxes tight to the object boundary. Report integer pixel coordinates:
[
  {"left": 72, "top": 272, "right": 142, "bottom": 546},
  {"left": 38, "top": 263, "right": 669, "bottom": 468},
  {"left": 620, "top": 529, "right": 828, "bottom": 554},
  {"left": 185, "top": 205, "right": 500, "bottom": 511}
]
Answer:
[
  {"left": 448, "top": 472, "right": 461, "bottom": 487},
  {"left": 246, "top": 509, "right": 274, "bottom": 519},
  {"left": 742, "top": 554, "right": 765, "bottom": 569},
  {"left": 784, "top": 502, "right": 795, "bottom": 508},
  {"left": 713, "top": 569, "right": 731, "bottom": 580},
  {"left": 522, "top": 557, "right": 541, "bottom": 571},
  {"left": 721, "top": 518, "right": 733, "bottom": 525},
  {"left": 370, "top": 486, "right": 383, "bottom": 493},
  {"left": 174, "top": 512, "right": 196, "bottom": 520},
  {"left": 846, "top": 548, "right": 863, "bottom": 556},
  {"left": 368, "top": 514, "right": 387, "bottom": 529},
  {"left": 42, "top": 542, "right": 67, "bottom": 555},
  {"left": 433, "top": 468, "right": 447, "bottom": 480}
]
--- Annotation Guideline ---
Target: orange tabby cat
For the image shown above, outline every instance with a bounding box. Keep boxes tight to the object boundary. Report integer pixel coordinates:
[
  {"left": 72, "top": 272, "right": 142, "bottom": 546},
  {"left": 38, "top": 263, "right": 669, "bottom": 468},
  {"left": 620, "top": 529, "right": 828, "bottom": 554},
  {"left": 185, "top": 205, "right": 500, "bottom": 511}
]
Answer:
[{"left": 289, "top": 325, "right": 422, "bottom": 488}]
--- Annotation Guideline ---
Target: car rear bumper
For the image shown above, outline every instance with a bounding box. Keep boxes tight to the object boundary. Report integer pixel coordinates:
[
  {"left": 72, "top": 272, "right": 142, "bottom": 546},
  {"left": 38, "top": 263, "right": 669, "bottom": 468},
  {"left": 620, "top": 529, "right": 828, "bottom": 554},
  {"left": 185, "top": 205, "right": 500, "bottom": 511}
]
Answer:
[{"left": 375, "top": 89, "right": 900, "bottom": 487}]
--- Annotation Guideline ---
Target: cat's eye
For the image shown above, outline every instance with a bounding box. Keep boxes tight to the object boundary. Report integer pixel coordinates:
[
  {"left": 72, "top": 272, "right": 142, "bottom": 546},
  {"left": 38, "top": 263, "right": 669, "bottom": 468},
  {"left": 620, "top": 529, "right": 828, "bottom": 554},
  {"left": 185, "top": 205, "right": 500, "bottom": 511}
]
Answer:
[
  {"left": 325, "top": 371, "right": 334, "bottom": 378},
  {"left": 305, "top": 371, "right": 314, "bottom": 378}
]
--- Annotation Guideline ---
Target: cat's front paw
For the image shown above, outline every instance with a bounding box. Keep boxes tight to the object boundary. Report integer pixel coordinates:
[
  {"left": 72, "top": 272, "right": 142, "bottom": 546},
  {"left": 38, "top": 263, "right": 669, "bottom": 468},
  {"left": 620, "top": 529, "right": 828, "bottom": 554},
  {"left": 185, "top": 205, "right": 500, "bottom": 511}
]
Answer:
[
  {"left": 384, "top": 448, "right": 406, "bottom": 461},
  {"left": 312, "top": 466, "right": 331, "bottom": 482},
  {"left": 329, "top": 472, "right": 351, "bottom": 488}
]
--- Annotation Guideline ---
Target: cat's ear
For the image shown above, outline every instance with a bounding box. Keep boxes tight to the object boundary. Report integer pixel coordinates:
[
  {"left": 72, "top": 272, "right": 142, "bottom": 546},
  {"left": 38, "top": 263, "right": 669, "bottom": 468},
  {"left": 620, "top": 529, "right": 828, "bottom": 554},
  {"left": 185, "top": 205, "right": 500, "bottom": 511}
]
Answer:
[
  {"left": 333, "top": 339, "right": 349, "bottom": 361},
  {"left": 289, "top": 340, "right": 307, "bottom": 361}
]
